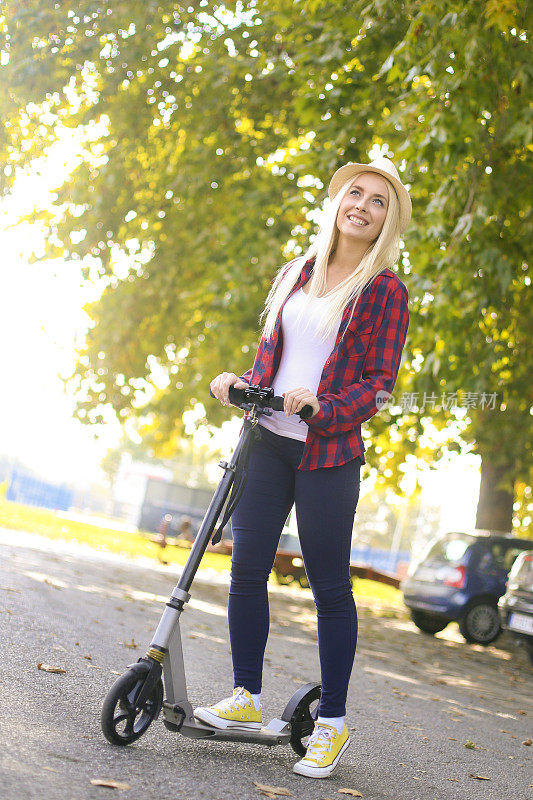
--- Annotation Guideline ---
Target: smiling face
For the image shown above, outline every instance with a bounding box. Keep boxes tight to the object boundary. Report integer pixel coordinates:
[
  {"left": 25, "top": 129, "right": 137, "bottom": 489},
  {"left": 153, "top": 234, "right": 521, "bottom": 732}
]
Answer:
[{"left": 336, "top": 171, "right": 390, "bottom": 244}]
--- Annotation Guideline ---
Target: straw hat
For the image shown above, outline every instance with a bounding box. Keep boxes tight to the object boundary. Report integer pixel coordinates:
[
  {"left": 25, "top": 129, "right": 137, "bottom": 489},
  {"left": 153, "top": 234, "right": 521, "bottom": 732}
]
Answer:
[{"left": 327, "top": 156, "right": 412, "bottom": 232}]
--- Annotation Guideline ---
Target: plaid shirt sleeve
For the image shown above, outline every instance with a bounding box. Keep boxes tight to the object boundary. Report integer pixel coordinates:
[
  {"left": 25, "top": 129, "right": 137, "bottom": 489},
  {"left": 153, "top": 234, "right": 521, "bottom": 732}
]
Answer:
[{"left": 306, "top": 284, "right": 409, "bottom": 436}]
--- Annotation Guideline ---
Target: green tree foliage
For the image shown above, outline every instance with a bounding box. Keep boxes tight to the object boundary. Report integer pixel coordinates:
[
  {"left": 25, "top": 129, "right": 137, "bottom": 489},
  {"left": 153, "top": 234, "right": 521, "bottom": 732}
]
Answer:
[{"left": 1, "top": 1, "right": 531, "bottom": 532}]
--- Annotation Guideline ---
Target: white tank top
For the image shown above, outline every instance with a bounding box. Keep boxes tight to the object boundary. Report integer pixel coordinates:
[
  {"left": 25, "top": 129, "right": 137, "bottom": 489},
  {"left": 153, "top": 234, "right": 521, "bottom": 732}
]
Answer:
[{"left": 258, "top": 288, "right": 341, "bottom": 441}]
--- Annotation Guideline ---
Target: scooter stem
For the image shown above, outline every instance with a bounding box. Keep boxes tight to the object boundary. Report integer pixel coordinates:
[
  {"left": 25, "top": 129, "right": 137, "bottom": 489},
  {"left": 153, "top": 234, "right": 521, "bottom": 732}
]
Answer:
[
  {"left": 148, "top": 416, "right": 257, "bottom": 656},
  {"left": 176, "top": 423, "right": 250, "bottom": 593}
]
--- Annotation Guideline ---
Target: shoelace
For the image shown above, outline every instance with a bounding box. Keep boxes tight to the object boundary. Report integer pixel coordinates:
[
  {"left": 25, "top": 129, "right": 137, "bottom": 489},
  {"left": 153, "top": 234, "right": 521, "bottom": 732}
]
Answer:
[
  {"left": 305, "top": 725, "right": 335, "bottom": 758},
  {"left": 214, "top": 687, "right": 251, "bottom": 712}
]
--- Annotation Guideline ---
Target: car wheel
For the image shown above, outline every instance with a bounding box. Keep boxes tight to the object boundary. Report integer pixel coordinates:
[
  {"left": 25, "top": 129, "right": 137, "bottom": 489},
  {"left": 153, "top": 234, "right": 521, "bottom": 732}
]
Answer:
[
  {"left": 410, "top": 610, "right": 449, "bottom": 635},
  {"left": 458, "top": 601, "right": 501, "bottom": 645}
]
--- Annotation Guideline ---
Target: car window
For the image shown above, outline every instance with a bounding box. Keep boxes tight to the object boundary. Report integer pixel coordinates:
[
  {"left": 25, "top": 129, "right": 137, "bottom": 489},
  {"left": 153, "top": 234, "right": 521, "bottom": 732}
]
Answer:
[
  {"left": 509, "top": 552, "right": 533, "bottom": 591},
  {"left": 488, "top": 543, "right": 506, "bottom": 570},
  {"left": 504, "top": 546, "right": 531, "bottom": 573},
  {"left": 425, "top": 533, "right": 474, "bottom": 563}
]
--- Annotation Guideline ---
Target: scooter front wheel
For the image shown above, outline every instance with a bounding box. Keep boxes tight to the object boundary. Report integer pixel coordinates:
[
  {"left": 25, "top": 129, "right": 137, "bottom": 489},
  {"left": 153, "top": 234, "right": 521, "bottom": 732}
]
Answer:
[{"left": 101, "top": 667, "right": 163, "bottom": 746}]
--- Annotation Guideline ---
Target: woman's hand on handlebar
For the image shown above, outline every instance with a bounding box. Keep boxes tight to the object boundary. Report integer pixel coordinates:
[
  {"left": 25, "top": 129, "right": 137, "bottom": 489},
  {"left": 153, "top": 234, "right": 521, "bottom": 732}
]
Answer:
[
  {"left": 210, "top": 372, "right": 249, "bottom": 407},
  {"left": 282, "top": 387, "right": 320, "bottom": 418}
]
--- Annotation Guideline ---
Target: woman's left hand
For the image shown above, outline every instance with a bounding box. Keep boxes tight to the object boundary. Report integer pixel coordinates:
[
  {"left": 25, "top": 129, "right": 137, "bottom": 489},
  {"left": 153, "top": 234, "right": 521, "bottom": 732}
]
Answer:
[{"left": 282, "top": 387, "right": 320, "bottom": 418}]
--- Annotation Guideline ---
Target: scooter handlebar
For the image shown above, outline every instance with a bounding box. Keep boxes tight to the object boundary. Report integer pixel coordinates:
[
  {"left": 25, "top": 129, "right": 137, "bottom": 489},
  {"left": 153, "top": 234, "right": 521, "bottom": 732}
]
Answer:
[{"left": 209, "top": 385, "right": 314, "bottom": 420}]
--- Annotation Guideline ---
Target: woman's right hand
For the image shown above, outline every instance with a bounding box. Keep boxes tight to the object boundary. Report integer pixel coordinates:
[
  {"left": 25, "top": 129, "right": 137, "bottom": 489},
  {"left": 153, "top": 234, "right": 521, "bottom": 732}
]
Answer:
[{"left": 210, "top": 372, "right": 249, "bottom": 407}]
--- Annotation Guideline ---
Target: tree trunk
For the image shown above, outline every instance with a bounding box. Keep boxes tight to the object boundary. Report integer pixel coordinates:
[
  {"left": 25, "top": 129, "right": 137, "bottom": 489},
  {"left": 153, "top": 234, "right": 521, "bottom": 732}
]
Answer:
[{"left": 475, "top": 457, "right": 515, "bottom": 532}]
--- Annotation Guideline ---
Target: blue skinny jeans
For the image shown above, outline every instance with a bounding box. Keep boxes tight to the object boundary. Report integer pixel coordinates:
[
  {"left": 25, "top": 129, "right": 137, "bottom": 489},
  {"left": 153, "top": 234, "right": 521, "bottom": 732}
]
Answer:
[{"left": 228, "top": 423, "right": 362, "bottom": 717}]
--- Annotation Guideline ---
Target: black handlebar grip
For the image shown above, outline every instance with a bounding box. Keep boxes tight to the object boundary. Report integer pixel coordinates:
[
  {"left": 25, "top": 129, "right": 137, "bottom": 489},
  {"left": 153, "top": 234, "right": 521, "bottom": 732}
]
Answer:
[
  {"left": 227, "top": 386, "right": 245, "bottom": 405},
  {"left": 294, "top": 403, "right": 315, "bottom": 421},
  {"left": 269, "top": 394, "right": 315, "bottom": 420}
]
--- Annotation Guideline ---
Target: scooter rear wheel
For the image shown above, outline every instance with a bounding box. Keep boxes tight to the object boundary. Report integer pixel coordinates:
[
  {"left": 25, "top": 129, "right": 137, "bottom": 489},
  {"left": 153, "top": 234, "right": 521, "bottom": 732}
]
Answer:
[
  {"left": 281, "top": 682, "right": 321, "bottom": 756},
  {"left": 101, "top": 667, "right": 163, "bottom": 746}
]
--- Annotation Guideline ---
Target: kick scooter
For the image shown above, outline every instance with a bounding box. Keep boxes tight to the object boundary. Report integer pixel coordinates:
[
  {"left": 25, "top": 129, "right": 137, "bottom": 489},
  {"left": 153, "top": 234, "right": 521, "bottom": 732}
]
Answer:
[{"left": 101, "top": 384, "right": 321, "bottom": 756}]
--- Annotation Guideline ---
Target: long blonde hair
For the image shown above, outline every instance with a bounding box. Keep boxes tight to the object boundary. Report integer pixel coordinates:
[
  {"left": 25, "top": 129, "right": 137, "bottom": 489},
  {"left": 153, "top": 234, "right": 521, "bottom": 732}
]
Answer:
[{"left": 259, "top": 172, "right": 402, "bottom": 342}]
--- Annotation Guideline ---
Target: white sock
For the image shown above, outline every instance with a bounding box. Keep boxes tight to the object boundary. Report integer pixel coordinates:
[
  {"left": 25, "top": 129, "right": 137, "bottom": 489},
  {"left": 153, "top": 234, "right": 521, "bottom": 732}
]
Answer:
[
  {"left": 250, "top": 693, "right": 261, "bottom": 711},
  {"left": 317, "top": 715, "right": 344, "bottom": 734}
]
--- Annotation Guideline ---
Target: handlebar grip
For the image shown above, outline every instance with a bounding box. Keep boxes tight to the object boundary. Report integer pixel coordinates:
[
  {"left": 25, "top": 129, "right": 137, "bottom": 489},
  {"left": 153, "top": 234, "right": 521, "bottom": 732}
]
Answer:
[
  {"left": 227, "top": 386, "right": 244, "bottom": 405},
  {"left": 269, "top": 394, "right": 315, "bottom": 420}
]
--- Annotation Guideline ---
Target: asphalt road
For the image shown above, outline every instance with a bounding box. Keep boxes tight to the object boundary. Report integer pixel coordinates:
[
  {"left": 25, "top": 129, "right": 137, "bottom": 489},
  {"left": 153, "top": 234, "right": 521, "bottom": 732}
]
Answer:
[{"left": 0, "top": 528, "right": 531, "bottom": 800}]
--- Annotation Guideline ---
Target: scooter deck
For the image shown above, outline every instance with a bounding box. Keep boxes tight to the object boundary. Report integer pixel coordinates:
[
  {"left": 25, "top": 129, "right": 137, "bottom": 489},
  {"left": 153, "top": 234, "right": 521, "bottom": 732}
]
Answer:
[{"left": 163, "top": 703, "right": 291, "bottom": 747}]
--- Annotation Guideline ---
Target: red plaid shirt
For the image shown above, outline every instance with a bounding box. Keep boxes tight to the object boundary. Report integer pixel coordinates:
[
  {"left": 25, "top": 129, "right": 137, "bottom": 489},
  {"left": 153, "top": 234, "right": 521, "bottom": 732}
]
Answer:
[{"left": 240, "top": 257, "right": 409, "bottom": 470}]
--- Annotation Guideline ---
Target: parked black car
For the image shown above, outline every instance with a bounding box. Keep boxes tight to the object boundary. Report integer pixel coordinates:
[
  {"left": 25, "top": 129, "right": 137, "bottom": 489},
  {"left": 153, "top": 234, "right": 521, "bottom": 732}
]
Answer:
[
  {"left": 401, "top": 530, "right": 533, "bottom": 645},
  {"left": 499, "top": 550, "right": 533, "bottom": 665}
]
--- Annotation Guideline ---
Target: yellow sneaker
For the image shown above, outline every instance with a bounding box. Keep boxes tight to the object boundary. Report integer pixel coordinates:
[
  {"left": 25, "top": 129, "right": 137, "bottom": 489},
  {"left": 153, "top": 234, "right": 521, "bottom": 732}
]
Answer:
[
  {"left": 293, "top": 722, "right": 350, "bottom": 778},
  {"left": 193, "top": 687, "right": 262, "bottom": 730}
]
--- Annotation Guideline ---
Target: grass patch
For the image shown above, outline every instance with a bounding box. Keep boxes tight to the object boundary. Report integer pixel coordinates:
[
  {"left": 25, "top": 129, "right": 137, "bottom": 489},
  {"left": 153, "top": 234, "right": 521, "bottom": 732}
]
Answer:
[
  {"left": 0, "top": 498, "right": 231, "bottom": 573},
  {"left": 0, "top": 498, "right": 405, "bottom": 607},
  {"left": 353, "top": 577, "right": 404, "bottom": 609}
]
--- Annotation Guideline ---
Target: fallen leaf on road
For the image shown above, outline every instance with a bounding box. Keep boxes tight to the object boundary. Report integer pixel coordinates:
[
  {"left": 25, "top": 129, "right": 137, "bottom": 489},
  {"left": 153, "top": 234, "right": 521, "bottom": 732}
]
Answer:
[
  {"left": 253, "top": 783, "right": 291, "bottom": 796},
  {"left": 338, "top": 790, "right": 363, "bottom": 797},
  {"left": 517, "top": 710, "right": 526, "bottom": 715},
  {"left": 90, "top": 779, "right": 131, "bottom": 790},
  {"left": 522, "top": 739, "right": 532, "bottom": 746},
  {"left": 37, "top": 663, "right": 66, "bottom": 674},
  {"left": 84, "top": 655, "right": 92, "bottom": 660},
  {"left": 464, "top": 740, "right": 477, "bottom": 749},
  {"left": 469, "top": 774, "right": 490, "bottom": 781},
  {"left": 120, "top": 639, "right": 138, "bottom": 649}
]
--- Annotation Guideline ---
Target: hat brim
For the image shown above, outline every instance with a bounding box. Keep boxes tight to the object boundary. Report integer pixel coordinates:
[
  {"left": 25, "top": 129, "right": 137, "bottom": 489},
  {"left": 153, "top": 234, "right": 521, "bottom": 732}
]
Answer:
[{"left": 327, "top": 163, "right": 412, "bottom": 233}]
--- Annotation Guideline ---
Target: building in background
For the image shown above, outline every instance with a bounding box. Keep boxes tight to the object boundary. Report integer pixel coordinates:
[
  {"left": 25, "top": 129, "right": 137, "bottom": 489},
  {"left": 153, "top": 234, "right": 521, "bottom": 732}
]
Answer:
[{"left": 111, "top": 453, "right": 173, "bottom": 524}]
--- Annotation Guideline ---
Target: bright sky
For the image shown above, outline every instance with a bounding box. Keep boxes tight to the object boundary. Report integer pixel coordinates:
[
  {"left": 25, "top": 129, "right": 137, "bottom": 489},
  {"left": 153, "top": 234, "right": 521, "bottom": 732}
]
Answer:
[
  {"left": 0, "top": 127, "right": 481, "bottom": 529},
  {"left": 0, "top": 235, "right": 123, "bottom": 485},
  {"left": 0, "top": 129, "right": 123, "bottom": 485}
]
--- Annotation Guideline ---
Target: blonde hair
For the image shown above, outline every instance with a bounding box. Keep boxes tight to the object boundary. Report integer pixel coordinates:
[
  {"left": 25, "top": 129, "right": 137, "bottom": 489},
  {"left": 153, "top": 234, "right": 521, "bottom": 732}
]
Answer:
[{"left": 259, "top": 172, "right": 402, "bottom": 342}]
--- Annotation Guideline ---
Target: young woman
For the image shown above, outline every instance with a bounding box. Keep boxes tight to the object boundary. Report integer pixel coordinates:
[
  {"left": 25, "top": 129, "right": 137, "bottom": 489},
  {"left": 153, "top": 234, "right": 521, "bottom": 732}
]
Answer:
[{"left": 194, "top": 156, "right": 411, "bottom": 779}]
